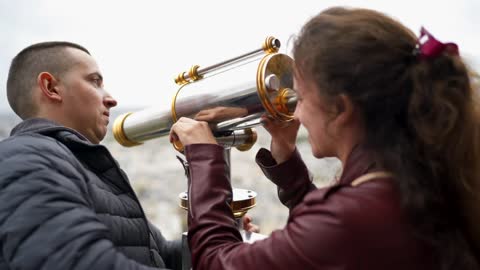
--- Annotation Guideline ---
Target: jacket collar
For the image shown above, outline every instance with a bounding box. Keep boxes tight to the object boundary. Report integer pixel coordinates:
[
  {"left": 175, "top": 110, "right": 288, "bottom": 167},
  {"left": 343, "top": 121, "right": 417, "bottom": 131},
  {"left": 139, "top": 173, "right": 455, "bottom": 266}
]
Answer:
[
  {"left": 338, "top": 144, "right": 377, "bottom": 185},
  {"left": 10, "top": 118, "right": 118, "bottom": 174},
  {"left": 10, "top": 117, "right": 90, "bottom": 143}
]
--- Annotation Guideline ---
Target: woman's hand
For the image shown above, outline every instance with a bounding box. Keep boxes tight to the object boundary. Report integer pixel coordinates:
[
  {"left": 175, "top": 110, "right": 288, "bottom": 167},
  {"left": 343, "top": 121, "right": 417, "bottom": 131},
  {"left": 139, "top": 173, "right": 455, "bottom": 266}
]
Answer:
[
  {"left": 261, "top": 116, "right": 300, "bottom": 164},
  {"left": 242, "top": 215, "right": 260, "bottom": 233},
  {"left": 169, "top": 117, "right": 217, "bottom": 146}
]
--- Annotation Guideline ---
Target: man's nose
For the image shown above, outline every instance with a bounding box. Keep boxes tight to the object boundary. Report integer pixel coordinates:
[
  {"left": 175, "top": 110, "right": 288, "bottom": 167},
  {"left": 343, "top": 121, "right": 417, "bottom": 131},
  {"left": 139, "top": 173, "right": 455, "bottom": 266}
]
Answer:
[{"left": 104, "top": 93, "right": 117, "bottom": 108}]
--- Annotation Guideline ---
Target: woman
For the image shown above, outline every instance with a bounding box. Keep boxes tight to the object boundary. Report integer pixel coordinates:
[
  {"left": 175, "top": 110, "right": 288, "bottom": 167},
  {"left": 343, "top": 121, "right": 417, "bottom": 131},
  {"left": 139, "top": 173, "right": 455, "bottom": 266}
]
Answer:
[{"left": 170, "top": 7, "right": 480, "bottom": 269}]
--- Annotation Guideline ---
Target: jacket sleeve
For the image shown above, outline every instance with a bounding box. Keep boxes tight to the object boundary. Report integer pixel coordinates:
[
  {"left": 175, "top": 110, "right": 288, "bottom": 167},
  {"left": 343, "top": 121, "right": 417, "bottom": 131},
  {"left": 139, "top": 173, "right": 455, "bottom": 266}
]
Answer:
[
  {"left": 255, "top": 147, "right": 316, "bottom": 210},
  {"left": 185, "top": 144, "right": 349, "bottom": 270},
  {"left": 0, "top": 137, "right": 164, "bottom": 270},
  {"left": 149, "top": 222, "right": 182, "bottom": 270}
]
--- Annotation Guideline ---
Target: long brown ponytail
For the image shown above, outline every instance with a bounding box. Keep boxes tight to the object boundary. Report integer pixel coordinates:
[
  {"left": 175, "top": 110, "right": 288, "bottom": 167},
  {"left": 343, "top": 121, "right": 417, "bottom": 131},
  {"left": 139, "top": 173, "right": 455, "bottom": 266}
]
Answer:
[{"left": 293, "top": 7, "right": 480, "bottom": 269}]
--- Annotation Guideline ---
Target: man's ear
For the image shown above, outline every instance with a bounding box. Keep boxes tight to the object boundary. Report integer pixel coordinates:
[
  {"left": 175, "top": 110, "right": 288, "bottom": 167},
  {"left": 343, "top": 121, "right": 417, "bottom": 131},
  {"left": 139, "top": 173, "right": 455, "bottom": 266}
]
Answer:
[
  {"left": 335, "top": 94, "right": 355, "bottom": 126},
  {"left": 37, "top": 72, "right": 62, "bottom": 102}
]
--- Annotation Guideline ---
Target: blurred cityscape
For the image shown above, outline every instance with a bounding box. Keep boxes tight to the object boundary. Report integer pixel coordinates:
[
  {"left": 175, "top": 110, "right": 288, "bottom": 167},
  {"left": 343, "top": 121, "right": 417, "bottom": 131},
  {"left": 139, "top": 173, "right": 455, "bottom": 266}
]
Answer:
[{"left": 0, "top": 110, "right": 342, "bottom": 240}]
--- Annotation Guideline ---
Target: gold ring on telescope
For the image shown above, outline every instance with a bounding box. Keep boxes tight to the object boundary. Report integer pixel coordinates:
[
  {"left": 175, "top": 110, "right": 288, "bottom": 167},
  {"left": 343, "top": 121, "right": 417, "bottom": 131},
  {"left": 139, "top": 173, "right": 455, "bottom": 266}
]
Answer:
[
  {"left": 189, "top": 65, "right": 203, "bottom": 81},
  {"left": 113, "top": 112, "right": 142, "bottom": 147},
  {"left": 262, "top": 36, "right": 280, "bottom": 54},
  {"left": 174, "top": 72, "right": 188, "bottom": 85},
  {"left": 235, "top": 128, "right": 258, "bottom": 152}
]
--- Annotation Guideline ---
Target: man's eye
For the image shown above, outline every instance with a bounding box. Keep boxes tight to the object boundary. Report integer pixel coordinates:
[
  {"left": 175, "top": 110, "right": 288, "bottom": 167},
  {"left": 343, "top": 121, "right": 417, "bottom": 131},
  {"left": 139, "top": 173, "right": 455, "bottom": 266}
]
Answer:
[{"left": 92, "top": 78, "right": 102, "bottom": 87}]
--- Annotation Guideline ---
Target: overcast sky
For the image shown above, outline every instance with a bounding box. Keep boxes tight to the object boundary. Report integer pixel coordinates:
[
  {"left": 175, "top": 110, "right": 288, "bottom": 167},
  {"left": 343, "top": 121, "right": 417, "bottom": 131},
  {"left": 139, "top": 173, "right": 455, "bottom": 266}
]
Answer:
[{"left": 1, "top": 0, "right": 479, "bottom": 115}]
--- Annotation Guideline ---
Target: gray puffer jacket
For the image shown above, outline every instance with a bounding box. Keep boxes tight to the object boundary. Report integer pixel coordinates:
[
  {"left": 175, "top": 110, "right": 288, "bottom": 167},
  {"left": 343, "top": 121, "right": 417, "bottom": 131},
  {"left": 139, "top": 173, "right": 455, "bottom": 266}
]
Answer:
[{"left": 0, "top": 118, "right": 181, "bottom": 270}]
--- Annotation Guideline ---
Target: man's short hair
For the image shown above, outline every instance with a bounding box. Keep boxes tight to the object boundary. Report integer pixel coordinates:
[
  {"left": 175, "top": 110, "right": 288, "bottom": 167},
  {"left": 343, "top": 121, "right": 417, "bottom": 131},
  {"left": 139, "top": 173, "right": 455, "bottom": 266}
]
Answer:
[{"left": 6, "top": 41, "right": 90, "bottom": 119}]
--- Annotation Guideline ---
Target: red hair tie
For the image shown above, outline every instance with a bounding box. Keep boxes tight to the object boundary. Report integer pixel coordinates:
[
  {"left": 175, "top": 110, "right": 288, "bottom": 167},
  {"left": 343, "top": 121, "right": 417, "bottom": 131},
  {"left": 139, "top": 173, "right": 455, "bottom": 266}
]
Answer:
[{"left": 415, "top": 27, "right": 459, "bottom": 60}]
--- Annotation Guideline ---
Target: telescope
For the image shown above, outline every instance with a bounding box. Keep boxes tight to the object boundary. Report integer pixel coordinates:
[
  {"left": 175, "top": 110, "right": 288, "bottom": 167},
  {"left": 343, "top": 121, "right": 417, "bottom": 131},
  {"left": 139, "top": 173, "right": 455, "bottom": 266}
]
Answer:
[
  {"left": 113, "top": 36, "right": 296, "bottom": 151},
  {"left": 112, "top": 36, "right": 297, "bottom": 270}
]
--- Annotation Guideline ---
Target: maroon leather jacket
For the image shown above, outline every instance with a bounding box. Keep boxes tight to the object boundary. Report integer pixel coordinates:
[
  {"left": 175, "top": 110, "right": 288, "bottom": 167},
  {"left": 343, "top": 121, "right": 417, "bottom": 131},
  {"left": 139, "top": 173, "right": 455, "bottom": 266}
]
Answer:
[{"left": 184, "top": 144, "right": 435, "bottom": 270}]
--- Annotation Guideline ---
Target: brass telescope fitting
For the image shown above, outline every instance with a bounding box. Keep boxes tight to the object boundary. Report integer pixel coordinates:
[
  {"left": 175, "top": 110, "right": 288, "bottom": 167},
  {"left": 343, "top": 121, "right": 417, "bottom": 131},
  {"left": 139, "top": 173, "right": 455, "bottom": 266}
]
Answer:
[
  {"left": 179, "top": 188, "right": 257, "bottom": 219},
  {"left": 262, "top": 36, "right": 280, "bottom": 54},
  {"left": 174, "top": 65, "right": 203, "bottom": 85},
  {"left": 188, "top": 65, "right": 202, "bottom": 81},
  {"left": 235, "top": 128, "right": 257, "bottom": 152},
  {"left": 113, "top": 112, "right": 142, "bottom": 147},
  {"left": 256, "top": 54, "right": 295, "bottom": 122},
  {"left": 174, "top": 72, "right": 188, "bottom": 85}
]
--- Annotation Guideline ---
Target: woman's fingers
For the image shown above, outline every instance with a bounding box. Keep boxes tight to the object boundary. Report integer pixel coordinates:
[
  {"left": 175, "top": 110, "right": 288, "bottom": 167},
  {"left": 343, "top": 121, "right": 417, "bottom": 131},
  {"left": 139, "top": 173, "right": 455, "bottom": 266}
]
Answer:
[
  {"left": 170, "top": 117, "right": 217, "bottom": 145},
  {"left": 242, "top": 215, "right": 260, "bottom": 233}
]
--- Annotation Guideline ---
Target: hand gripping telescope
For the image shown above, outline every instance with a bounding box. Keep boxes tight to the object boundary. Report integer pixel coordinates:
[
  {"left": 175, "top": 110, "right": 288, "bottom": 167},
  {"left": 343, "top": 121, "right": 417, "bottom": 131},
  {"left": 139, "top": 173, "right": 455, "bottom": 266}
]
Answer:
[{"left": 112, "top": 36, "right": 296, "bottom": 151}]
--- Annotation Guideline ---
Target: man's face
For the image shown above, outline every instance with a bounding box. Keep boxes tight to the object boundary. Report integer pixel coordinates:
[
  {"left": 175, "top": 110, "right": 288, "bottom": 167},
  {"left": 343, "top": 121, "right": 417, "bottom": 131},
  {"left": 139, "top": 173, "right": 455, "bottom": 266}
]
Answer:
[{"left": 58, "top": 48, "right": 117, "bottom": 144}]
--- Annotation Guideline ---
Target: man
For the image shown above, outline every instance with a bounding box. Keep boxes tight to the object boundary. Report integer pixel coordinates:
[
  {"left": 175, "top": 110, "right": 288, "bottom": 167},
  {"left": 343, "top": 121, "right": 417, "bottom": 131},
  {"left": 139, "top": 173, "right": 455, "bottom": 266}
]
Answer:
[{"left": 0, "top": 42, "right": 181, "bottom": 269}]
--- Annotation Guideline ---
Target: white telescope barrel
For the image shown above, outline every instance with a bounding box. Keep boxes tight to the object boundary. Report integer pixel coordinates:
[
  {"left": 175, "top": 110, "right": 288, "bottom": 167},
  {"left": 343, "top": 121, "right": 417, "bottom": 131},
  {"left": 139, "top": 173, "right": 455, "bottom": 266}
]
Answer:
[
  {"left": 117, "top": 107, "right": 172, "bottom": 143},
  {"left": 113, "top": 40, "right": 296, "bottom": 150}
]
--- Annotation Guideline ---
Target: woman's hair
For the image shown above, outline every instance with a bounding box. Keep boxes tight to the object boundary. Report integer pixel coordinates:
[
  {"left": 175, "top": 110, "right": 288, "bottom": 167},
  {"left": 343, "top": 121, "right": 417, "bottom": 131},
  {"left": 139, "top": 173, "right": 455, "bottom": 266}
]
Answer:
[{"left": 293, "top": 7, "right": 480, "bottom": 269}]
